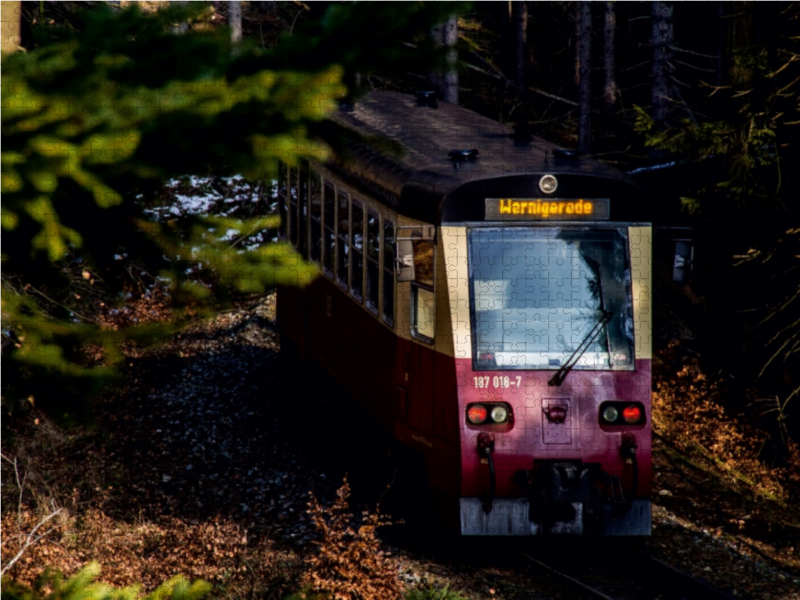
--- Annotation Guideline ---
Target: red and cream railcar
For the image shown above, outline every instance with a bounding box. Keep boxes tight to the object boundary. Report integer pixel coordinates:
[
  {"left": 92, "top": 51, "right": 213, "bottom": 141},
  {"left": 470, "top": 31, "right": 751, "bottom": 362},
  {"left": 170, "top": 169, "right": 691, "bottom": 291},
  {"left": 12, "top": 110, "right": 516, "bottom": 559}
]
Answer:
[{"left": 277, "top": 91, "right": 651, "bottom": 535}]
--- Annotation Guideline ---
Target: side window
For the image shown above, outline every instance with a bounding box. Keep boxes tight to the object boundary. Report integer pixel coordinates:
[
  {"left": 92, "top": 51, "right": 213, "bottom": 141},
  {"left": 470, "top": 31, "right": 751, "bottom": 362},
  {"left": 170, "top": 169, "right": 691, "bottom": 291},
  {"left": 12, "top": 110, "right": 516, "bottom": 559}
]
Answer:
[
  {"left": 309, "top": 171, "right": 322, "bottom": 263},
  {"left": 366, "top": 211, "right": 380, "bottom": 314},
  {"left": 298, "top": 162, "right": 308, "bottom": 258},
  {"left": 277, "top": 164, "right": 288, "bottom": 240},
  {"left": 323, "top": 180, "right": 336, "bottom": 276},
  {"left": 411, "top": 239, "right": 435, "bottom": 341},
  {"left": 289, "top": 168, "right": 299, "bottom": 246},
  {"left": 383, "top": 220, "right": 395, "bottom": 327},
  {"left": 337, "top": 191, "right": 350, "bottom": 289},
  {"left": 350, "top": 201, "right": 365, "bottom": 302}
]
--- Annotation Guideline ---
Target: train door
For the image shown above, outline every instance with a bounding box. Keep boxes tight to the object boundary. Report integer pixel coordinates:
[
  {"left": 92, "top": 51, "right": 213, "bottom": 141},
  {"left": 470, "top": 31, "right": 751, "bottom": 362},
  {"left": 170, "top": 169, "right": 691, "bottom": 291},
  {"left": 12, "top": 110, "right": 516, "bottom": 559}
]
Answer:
[{"left": 397, "top": 226, "right": 436, "bottom": 435}]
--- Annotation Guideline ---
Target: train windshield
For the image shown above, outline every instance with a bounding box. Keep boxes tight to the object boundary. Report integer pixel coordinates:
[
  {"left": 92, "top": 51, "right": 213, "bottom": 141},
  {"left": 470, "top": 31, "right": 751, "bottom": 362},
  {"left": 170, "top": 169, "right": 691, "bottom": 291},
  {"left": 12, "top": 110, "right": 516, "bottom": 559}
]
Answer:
[{"left": 468, "top": 227, "right": 634, "bottom": 371}]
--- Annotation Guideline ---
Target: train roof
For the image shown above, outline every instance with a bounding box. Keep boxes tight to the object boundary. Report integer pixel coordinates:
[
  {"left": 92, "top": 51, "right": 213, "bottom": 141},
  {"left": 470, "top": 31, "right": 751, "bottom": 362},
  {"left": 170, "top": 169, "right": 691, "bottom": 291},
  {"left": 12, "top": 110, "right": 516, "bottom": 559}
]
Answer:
[{"left": 329, "top": 91, "right": 638, "bottom": 224}]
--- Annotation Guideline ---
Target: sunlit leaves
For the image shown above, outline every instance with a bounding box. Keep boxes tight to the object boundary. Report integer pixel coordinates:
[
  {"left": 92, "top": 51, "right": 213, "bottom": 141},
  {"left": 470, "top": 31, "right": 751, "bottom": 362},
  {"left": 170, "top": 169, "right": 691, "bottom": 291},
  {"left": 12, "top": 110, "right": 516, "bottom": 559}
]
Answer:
[
  {"left": 0, "top": 3, "right": 348, "bottom": 413},
  {"left": 1, "top": 40, "right": 346, "bottom": 249},
  {"left": 0, "top": 561, "right": 211, "bottom": 600}
]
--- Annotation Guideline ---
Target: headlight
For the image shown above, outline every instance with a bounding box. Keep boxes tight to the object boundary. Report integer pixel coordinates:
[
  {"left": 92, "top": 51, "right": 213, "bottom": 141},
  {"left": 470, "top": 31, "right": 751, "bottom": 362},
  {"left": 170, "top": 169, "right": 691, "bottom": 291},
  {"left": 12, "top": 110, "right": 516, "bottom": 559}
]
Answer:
[
  {"left": 602, "top": 406, "right": 619, "bottom": 423},
  {"left": 539, "top": 174, "right": 558, "bottom": 194},
  {"left": 490, "top": 405, "right": 508, "bottom": 423}
]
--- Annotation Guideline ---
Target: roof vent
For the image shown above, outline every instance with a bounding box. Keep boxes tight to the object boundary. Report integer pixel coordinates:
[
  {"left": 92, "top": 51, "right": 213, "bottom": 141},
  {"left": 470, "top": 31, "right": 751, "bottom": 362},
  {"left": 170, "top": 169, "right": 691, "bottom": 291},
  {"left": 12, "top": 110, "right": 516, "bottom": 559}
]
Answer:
[
  {"left": 553, "top": 148, "right": 579, "bottom": 161},
  {"left": 415, "top": 91, "right": 438, "bottom": 108},
  {"left": 448, "top": 148, "right": 479, "bottom": 162}
]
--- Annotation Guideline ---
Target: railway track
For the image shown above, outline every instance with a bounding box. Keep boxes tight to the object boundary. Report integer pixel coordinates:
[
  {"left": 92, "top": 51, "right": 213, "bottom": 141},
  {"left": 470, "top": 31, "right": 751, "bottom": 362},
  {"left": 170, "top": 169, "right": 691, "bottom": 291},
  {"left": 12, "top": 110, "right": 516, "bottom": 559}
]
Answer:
[{"left": 523, "top": 550, "right": 737, "bottom": 600}]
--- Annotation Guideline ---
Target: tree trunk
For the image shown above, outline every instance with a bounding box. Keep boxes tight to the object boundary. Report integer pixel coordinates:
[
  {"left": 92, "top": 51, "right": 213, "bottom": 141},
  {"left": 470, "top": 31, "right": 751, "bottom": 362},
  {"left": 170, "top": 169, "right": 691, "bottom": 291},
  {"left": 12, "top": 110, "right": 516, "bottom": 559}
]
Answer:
[
  {"left": 443, "top": 15, "right": 459, "bottom": 105},
  {"left": 574, "top": 4, "right": 581, "bottom": 85},
  {"left": 428, "top": 16, "right": 459, "bottom": 105},
  {"left": 515, "top": 1, "right": 528, "bottom": 94},
  {"left": 717, "top": 1, "right": 726, "bottom": 86},
  {"left": 499, "top": 1, "right": 513, "bottom": 75},
  {"left": 727, "top": 1, "right": 755, "bottom": 86},
  {"left": 603, "top": 1, "right": 619, "bottom": 110},
  {"left": 229, "top": 1, "right": 242, "bottom": 43},
  {"left": 428, "top": 22, "right": 444, "bottom": 96},
  {"left": 578, "top": 1, "right": 592, "bottom": 155},
  {"left": 256, "top": 1, "right": 277, "bottom": 15},
  {"left": 651, "top": 1, "right": 674, "bottom": 127}
]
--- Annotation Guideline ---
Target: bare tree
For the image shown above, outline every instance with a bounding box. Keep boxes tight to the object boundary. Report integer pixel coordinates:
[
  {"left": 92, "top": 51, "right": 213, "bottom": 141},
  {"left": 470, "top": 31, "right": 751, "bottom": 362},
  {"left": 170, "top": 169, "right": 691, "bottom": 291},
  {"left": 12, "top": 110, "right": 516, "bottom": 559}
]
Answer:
[
  {"left": 499, "top": 1, "right": 513, "bottom": 74},
  {"left": 577, "top": 1, "right": 592, "bottom": 154},
  {"left": 0, "top": 454, "right": 63, "bottom": 577},
  {"left": 651, "top": 1, "right": 674, "bottom": 127},
  {"left": 443, "top": 15, "right": 458, "bottom": 104},
  {"left": 515, "top": 1, "right": 528, "bottom": 94},
  {"left": 428, "top": 15, "right": 459, "bottom": 105},
  {"left": 229, "top": 1, "right": 242, "bottom": 44},
  {"left": 574, "top": 3, "right": 581, "bottom": 85},
  {"left": 428, "top": 21, "right": 444, "bottom": 96},
  {"left": 255, "top": 1, "right": 277, "bottom": 15},
  {"left": 603, "top": 1, "right": 619, "bottom": 110}
]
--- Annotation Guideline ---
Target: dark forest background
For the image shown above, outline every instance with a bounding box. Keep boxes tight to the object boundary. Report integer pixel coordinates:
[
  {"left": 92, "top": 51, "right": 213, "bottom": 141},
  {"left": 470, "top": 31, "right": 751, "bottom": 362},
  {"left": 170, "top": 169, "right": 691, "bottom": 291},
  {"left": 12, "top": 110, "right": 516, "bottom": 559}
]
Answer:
[
  {"left": 7, "top": 0, "right": 798, "bottom": 455},
  {"left": 2, "top": 3, "right": 800, "bottom": 597}
]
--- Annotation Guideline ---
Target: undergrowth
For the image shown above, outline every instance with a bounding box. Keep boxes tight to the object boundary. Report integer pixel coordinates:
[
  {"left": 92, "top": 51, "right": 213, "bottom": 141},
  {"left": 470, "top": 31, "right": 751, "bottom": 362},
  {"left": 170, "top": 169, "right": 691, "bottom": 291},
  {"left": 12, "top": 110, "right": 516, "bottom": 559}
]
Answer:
[
  {"left": 652, "top": 340, "right": 800, "bottom": 504},
  {"left": 1, "top": 416, "right": 411, "bottom": 600},
  {"left": 404, "top": 586, "right": 469, "bottom": 600},
  {"left": 301, "top": 479, "right": 404, "bottom": 600},
  {"left": 0, "top": 562, "right": 210, "bottom": 600},
  {"left": 0, "top": 413, "right": 303, "bottom": 598}
]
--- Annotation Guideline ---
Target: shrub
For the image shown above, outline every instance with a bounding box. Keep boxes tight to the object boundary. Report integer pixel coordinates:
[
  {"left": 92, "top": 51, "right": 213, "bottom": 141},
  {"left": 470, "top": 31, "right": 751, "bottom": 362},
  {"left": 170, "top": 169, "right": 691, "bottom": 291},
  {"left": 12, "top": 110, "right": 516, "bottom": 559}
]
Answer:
[
  {"left": 302, "top": 479, "right": 404, "bottom": 600},
  {"left": 405, "top": 585, "right": 469, "bottom": 600},
  {"left": 0, "top": 562, "right": 210, "bottom": 600}
]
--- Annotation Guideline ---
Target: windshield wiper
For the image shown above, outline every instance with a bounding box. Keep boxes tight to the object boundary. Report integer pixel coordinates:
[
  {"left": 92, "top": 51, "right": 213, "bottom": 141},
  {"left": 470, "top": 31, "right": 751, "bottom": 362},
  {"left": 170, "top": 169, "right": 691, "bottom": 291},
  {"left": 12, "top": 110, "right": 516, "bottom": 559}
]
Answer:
[{"left": 548, "top": 311, "right": 613, "bottom": 387}]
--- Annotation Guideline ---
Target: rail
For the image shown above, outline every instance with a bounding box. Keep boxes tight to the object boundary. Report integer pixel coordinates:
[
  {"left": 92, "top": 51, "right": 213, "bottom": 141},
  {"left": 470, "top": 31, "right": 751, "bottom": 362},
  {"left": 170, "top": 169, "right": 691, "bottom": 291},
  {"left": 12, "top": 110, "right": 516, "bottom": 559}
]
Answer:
[{"left": 522, "top": 549, "right": 737, "bottom": 600}]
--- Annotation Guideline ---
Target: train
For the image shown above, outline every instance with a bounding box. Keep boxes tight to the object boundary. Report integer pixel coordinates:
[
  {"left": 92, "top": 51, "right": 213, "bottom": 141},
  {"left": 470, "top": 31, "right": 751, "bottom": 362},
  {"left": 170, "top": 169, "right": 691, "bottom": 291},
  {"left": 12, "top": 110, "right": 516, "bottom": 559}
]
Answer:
[{"left": 276, "top": 91, "right": 651, "bottom": 536}]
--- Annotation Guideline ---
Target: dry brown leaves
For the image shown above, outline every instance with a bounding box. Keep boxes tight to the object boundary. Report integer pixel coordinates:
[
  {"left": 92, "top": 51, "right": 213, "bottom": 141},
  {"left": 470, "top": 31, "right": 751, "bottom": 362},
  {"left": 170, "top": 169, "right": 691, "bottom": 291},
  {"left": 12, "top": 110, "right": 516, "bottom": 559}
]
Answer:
[
  {"left": 649, "top": 340, "right": 800, "bottom": 598},
  {"left": 97, "top": 286, "right": 173, "bottom": 331},
  {"left": 1, "top": 507, "right": 300, "bottom": 595},
  {"left": 303, "top": 480, "right": 404, "bottom": 600},
  {"left": 652, "top": 341, "right": 800, "bottom": 502},
  {"left": 0, "top": 295, "right": 296, "bottom": 599}
]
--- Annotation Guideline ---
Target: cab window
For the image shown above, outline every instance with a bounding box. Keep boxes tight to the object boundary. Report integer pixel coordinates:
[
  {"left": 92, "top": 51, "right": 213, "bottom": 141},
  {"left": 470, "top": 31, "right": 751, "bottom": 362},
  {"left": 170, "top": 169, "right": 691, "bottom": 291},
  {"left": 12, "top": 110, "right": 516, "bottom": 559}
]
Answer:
[{"left": 411, "top": 239, "right": 435, "bottom": 341}]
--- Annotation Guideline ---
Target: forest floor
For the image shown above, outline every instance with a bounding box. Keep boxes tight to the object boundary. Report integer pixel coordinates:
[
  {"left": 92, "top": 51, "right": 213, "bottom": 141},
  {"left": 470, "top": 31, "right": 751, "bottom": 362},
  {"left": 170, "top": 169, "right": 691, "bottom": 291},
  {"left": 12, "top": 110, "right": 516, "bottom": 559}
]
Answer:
[{"left": 2, "top": 292, "right": 800, "bottom": 600}]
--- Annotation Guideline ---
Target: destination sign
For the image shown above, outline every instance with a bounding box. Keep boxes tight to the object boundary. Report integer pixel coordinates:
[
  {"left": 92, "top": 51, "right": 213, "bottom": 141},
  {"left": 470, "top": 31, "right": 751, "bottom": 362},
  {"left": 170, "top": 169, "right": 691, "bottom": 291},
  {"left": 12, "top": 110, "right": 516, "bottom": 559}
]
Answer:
[{"left": 485, "top": 198, "right": 610, "bottom": 221}]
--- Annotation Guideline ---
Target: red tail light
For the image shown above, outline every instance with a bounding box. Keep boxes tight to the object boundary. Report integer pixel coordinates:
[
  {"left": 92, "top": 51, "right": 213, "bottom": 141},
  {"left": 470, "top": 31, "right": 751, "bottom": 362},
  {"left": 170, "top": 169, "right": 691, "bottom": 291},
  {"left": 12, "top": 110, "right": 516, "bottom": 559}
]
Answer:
[
  {"left": 467, "top": 404, "right": 488, "bottom": 424},
  {"left": 622, "top": 405, "right": 642, "bottom": 424}
]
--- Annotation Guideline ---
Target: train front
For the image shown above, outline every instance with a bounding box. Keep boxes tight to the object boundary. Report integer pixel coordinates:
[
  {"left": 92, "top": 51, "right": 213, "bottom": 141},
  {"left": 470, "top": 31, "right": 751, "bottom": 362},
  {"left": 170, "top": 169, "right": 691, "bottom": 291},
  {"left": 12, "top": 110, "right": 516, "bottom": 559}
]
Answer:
[{"left": 441, "top": 190, "right": 652, "bottom": 536}]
